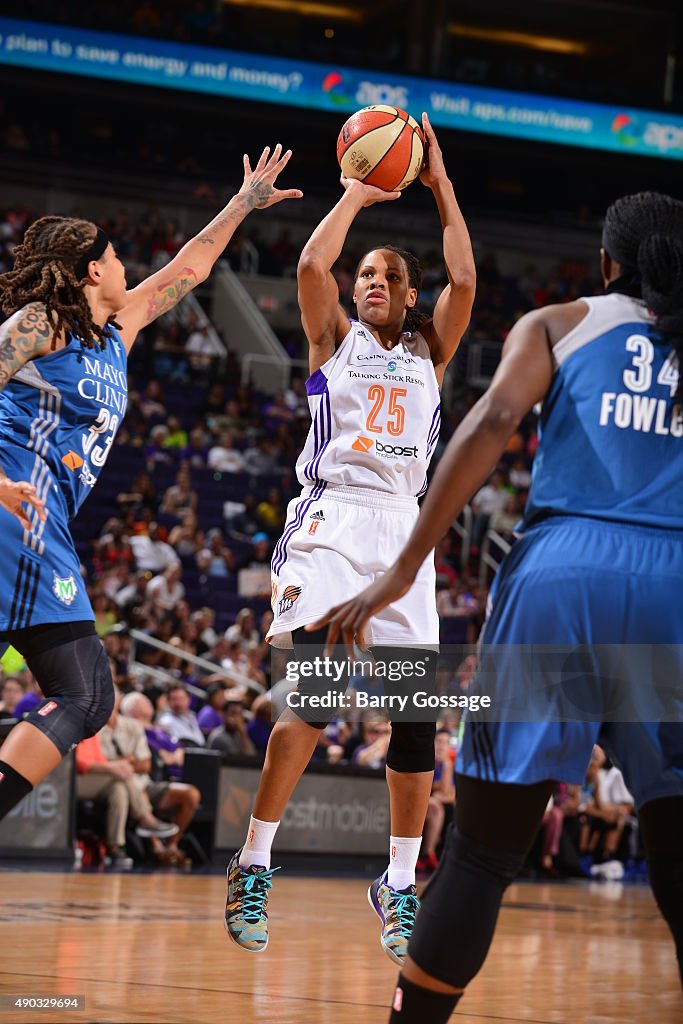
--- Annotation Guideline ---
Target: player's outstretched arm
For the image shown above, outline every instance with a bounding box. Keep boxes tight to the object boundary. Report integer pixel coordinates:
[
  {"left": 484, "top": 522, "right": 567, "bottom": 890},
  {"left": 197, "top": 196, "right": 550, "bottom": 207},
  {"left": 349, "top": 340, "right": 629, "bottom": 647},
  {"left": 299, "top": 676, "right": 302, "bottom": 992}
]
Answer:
[
  {"left": 419, "top": 114, "right": 476, "bottom": 384},
  {"left": 298, "top": 177, "right": 400, "bottom": 369},
  {"left": 307, "top": 309, "right": 554, "bottom": 650},
  {"left": 116, "top": 145, "right": 303, "bottom": 349}
]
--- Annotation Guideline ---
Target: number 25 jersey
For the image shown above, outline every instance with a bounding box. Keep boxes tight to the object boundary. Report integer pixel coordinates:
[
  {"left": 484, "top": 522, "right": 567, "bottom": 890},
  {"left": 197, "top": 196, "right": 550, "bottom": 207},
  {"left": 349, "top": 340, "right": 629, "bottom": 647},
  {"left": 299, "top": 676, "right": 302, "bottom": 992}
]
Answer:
[
  {"left": 297, "top": 322, "right": 441, "bottom": 497},
  {"left": 0, "top": 326, "right": 128, "bottom": 520}
]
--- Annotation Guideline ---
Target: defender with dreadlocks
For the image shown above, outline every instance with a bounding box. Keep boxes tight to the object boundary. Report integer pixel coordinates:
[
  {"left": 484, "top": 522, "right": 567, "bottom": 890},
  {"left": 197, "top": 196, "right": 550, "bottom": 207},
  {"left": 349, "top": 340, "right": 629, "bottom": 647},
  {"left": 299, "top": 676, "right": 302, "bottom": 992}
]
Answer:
[
  {"left": 0, "top": 144, "right": 302, "bottom": 823},
  {"left": 313, "top": 191, "right": 683, "bottom": 1020},
  {"left": 224, "top": 114, "right": 476, "bottom": 963}
]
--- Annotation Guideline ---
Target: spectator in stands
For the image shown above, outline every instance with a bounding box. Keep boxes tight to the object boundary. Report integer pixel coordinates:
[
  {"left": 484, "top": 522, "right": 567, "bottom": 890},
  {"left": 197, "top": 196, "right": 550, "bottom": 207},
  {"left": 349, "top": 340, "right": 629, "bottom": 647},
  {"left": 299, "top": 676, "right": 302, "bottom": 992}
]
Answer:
[
  {"left": 225, "top": 608, "right": 259, "bottom": 650},
  {"left": 0, "top": 676, "right": 26, "bottom": 719},
  {"left": 105, "top": 691, "right": 200, "bottom": 867},
  {"left": 352, "top": 715, "right": 391, "bottom": 769},
  {"left": 208, "top": 699, "right": 256, "bottom": 756},
  {"left": 185, "top": 322, "right": 215, "bottom": 377},
  {"left": 124, "top": 690, "right": 183, "bottom": 779},
  {"left": 248, "top": 532, "right": 272, "bottom": 568},
  {"left": 417, "top": 728, "right": 456, "bottom": 874},
  {"left": 225, "top": 494, "right": 262, "bottom": 539},
  {"left": 13, "top": 674, "right": 42, "bottom": 717},
  {"left": 243, "top": 641, "right": 267, "bottom": 690},
  {"left": 114, "top": 570, "right": 151, "bottom": 616},
  {"left": 168, "top": 512, "right": 204, "bottom": 558},
  {"left": 192, "top": 607, "right": 218, "bottom": 654},
  {"left": 509, "top": 456, "right": 532, "bottom": 489},
  {"left": 228, "top": 231, "right": 259, "bottom": 275},
  {"left": 161, "top": 416, "right": 189, "bottom": 453},
  {"left": 180, "top": 427, "right": 210, "bottom": 469},
  {"left": 434, "top": 536, "right": 459, "bottom": 589},
  {"left": 208, "top": 430, "right": 246, "bottom": 474},
  {"left": 116, "top": 471, "right": 159, "bottom": 517},
  {"left": 145, "top": 424, "right": 174, "bottom": 470},
  {"left": 243, "top": 437, "right": 279, "bottom": 477},
  {"left": 256, "top": 487, "right": 285, "bottom": 537},
  {"left": 246, "top": 692, "right": 274, "bottom": 752},
  {"left": 161, "top": 469, "right": 198, "bottom": 520},
  {"left": 157, "top": 683, "right": 205, "bottom": 746},
  {"left": 93, "top": 594, "right": 118, "bottom": 638},
  {"left": 130, "top": 522, "right": 179, "bottom": 573},
  {"left": 196, "top": 530, "right": 235, "bottom": 578},
  {"left": 75, "top": 726, "right": 177, "bottom": 869},
  {"left": 94, "top": 518, "right": 135, "bottom": 570},
  {"left": 147, "top": 563, "right": 185, "bottom": 612},
  {"left": 471, "top": 469, "right": 510, "bottom": 549},
  {"left": 197, "top": 683, "right": 227, "bottom": 737},
  {"left": 579, "top": 746, "right": 635, "bottom": 864}
]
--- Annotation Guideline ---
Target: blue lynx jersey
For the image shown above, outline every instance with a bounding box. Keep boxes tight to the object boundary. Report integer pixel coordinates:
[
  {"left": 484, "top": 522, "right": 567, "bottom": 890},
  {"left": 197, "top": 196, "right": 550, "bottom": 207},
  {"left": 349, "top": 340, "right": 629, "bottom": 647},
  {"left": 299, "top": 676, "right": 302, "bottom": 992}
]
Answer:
[
  {"left": 0, "top": 326, "right": 127, "bottom": 632},
  {"left": 523, "top": 292, "right": 683, "bottom": 531},
  {"left": 0, "top": 328, "right": 128, "bottom": 519}
]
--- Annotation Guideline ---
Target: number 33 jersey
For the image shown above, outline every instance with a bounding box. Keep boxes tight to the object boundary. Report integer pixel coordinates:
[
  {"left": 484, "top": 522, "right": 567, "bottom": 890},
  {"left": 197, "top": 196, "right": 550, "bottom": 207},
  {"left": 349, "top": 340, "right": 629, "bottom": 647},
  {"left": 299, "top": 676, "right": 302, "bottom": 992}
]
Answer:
[
  {"left": 297, "top": 321, "right": 441, "bottom": 497},
  {"left": 0, "top": 327, "right": 128, "bottom": 520}
]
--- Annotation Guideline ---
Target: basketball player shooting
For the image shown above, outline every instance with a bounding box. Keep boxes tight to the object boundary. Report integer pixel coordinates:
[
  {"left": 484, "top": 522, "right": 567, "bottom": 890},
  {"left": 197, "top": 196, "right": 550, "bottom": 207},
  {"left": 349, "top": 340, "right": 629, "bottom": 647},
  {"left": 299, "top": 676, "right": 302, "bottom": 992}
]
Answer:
[{"left": 224, "top": 114, "right": 476, "bottom": 965}]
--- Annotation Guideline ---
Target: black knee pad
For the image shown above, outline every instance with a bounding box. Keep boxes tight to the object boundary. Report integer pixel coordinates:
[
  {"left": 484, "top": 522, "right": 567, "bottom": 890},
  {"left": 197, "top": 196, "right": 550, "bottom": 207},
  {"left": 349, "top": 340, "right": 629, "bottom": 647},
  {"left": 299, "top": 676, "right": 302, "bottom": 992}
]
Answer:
[
  {"left": 387, "top": 720, "right": 436, "bottom": 773},
  {"left": 408, "top": 824, "right": 527, "bottom": 988},
  {"left": 23, "top": 635, "right": 115, "bottom": 756}
]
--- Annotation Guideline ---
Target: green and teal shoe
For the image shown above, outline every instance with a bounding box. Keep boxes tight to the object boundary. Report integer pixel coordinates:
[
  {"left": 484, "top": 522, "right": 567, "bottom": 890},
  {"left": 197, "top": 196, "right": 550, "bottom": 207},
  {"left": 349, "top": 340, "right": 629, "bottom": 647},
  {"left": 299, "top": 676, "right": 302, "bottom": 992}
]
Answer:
[
  {"left": 224, "top": 850, "right": 280, "bottom": 953},
  {"left": 368, "top": 871, "right": 420, "bottom": 965}
]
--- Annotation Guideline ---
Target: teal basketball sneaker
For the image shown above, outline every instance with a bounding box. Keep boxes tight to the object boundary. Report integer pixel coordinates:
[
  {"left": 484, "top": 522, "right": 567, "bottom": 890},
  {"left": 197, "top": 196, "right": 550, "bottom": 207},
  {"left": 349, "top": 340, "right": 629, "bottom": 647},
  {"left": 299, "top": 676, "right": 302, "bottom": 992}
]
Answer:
[
  {"left": 368, "top": 871, "right": 420, "bottom": 964},
  {"left": 224, "top": 850, "right": 280, "bottom": 952}
]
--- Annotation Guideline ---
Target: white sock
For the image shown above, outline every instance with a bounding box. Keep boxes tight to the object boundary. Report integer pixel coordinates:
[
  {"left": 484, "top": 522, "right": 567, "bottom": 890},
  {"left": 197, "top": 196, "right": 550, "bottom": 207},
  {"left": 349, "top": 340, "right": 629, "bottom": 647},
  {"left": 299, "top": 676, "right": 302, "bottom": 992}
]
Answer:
[
  {"left": 239, "top": 816, "right": 280, "bottom": 870},
  {"left": 387, "top": 835, "right": 422, "bottom": 890}
]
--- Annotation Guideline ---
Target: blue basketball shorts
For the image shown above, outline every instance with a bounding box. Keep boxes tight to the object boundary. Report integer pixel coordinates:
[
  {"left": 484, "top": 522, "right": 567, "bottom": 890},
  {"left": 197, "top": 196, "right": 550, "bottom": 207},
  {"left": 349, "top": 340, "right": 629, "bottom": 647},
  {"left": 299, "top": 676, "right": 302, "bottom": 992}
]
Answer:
[
  {"left": 0, "top": 443, "right": 93, "bottom": 633},
  {"left": 458, "top": 516, "right": 683, "bottom": 809}
]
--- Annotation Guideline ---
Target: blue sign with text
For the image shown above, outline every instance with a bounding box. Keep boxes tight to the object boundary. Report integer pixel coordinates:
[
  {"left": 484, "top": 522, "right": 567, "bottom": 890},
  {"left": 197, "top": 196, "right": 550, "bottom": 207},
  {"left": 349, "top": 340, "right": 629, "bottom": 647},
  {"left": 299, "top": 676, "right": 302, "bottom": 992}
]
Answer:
[{"left": 1, "top": 17, "right": 682, "bottom": 161}]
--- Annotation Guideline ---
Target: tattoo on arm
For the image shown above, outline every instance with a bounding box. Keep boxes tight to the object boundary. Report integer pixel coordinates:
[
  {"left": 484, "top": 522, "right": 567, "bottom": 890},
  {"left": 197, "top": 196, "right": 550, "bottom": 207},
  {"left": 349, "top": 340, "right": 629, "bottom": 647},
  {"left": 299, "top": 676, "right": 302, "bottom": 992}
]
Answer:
[
  {"left": 0, "top": 304, "right": 53, "bottom": 389},
  {"left": 144, "top": 267, "right": 199, "bottom": 324},
  {"left": 196, "top": 236, "right": 216, "bottom": 245}
]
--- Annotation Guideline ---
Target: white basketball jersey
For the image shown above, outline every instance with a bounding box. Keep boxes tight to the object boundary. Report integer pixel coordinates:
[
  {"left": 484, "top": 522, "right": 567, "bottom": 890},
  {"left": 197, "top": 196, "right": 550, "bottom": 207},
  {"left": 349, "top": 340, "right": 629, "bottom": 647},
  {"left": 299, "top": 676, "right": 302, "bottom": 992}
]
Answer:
[{"left": 296, "top": 321, "right": 441, "bottom": 496}]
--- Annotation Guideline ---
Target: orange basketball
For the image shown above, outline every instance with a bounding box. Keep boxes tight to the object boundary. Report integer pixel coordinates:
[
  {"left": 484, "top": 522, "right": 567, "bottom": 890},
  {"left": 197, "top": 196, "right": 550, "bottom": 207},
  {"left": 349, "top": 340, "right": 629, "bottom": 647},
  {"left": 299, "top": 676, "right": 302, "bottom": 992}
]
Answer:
[{"left": 337, "top": 105, "right": 425, "bottom": 192}]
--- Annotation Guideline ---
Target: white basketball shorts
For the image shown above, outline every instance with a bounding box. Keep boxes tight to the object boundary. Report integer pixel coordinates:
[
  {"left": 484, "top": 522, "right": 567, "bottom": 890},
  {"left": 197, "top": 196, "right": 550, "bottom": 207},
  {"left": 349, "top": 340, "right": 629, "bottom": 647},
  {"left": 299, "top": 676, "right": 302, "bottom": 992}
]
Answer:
[{"left": 267, "top": 483, "right": 439, "bottom": 649}]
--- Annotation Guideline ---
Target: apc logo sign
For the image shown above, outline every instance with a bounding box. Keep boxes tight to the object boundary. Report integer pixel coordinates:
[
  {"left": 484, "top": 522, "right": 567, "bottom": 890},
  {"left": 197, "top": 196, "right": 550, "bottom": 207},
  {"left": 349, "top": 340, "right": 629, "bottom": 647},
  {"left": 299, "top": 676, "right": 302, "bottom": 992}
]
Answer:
[{"left": 221, "top": 785, "right": 252, "bottom": 829}]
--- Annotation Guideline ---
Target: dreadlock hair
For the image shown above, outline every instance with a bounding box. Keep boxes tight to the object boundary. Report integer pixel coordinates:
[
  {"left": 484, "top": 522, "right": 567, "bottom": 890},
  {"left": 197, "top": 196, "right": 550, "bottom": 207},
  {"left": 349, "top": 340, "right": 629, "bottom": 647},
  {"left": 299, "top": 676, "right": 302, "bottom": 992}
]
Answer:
[
  {"left": 602, "top": 192, "right": 683, "bottom": 397},
  {"left": 354, "top": 244, "right": 429, "bottom": 335},
  {"left": 0, "top": 216, "right": 116, "bottom": 350}
]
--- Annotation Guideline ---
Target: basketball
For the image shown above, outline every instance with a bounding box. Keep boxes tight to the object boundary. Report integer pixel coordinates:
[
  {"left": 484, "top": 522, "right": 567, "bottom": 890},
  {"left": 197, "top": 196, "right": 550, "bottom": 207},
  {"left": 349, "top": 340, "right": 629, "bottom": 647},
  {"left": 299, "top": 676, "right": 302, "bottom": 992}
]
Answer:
[{"left": 337, "top": 105, "right": 425, "bottom": 192}]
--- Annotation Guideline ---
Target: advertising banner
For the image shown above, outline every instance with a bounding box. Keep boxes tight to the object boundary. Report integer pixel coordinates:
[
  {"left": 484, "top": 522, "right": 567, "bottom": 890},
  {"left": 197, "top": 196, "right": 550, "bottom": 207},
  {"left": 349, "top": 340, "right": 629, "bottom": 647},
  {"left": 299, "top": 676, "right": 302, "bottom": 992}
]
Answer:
[
  {"left": 1, "top": 17, "right": 682, "bottom": 161},
  {"left": 216, "top": 765, "right": 389, "bottom": 854}
]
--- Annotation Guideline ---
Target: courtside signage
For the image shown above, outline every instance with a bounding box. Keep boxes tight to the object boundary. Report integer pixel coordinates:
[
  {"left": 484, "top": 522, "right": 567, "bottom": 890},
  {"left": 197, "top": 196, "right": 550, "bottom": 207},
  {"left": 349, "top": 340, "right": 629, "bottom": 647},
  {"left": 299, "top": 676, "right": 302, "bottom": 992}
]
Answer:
[{"left": 1, "top": 17, "right": 683, "bottom": 161}]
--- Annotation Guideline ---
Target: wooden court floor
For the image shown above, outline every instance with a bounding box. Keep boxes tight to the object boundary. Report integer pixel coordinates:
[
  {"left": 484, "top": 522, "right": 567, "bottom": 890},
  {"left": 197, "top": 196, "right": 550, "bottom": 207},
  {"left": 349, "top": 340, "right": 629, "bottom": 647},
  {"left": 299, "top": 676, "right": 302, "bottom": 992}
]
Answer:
[{"left": 0, "top": 870, "right": 680, "bottom": 1024}]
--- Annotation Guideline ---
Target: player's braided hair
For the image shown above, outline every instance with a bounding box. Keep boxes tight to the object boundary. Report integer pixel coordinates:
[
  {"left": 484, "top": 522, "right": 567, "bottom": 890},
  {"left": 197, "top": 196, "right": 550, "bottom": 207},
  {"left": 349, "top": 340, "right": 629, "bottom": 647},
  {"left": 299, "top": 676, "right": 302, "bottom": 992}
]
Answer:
[
  {"left": 354, "top": 244, "right": 429, "bottom": 334},
  {"left": 603, "top": 192, "right": 683, "bottom": 397},
  {"left": 0, "top": 216, "right": 116, "bottom": 349}
]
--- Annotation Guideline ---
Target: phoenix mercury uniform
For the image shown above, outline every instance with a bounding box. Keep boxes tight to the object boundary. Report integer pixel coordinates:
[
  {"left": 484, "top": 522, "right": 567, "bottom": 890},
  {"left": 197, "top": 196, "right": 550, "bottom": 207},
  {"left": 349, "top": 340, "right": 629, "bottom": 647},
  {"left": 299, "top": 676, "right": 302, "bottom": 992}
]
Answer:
[
  {"left": 0, "top": 328, "right": 128, "bottom": 634},
  {"left": 460, "top": 292, "right": 683, "bottom": 808},
  {"left": 268, "top": 322, "right": 441, "bottom": 648}
]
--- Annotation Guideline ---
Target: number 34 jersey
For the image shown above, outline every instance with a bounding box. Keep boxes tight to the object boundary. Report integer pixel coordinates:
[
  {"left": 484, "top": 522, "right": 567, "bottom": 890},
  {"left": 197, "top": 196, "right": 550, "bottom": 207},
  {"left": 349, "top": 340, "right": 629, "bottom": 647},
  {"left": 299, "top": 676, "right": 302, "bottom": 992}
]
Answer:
[
  {"left": 0, "top": 326, "right": 128, "bottom": 520},
  {"left": 524, "top": 292, "right": 683, "bottom": 531},
  {"left": 297, "top": 321, "right": 441, "bottom": 497}
]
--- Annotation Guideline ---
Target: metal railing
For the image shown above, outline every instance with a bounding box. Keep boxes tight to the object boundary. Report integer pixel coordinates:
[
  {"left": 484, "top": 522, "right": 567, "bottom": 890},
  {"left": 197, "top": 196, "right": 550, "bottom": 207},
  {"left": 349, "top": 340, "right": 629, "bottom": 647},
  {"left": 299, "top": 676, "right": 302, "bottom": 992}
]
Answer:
[
  {"left": 241, "top": 354, "right": 309, "bottom": 390},
  {"left": 128, "top": 629, "right": 265, "bottom": 695},
  {"left": 479, "top": 529, "right": 512, "bottom": 587},
  {"left": 451, "top": 504, "right": 473, "bottom": 569}
]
